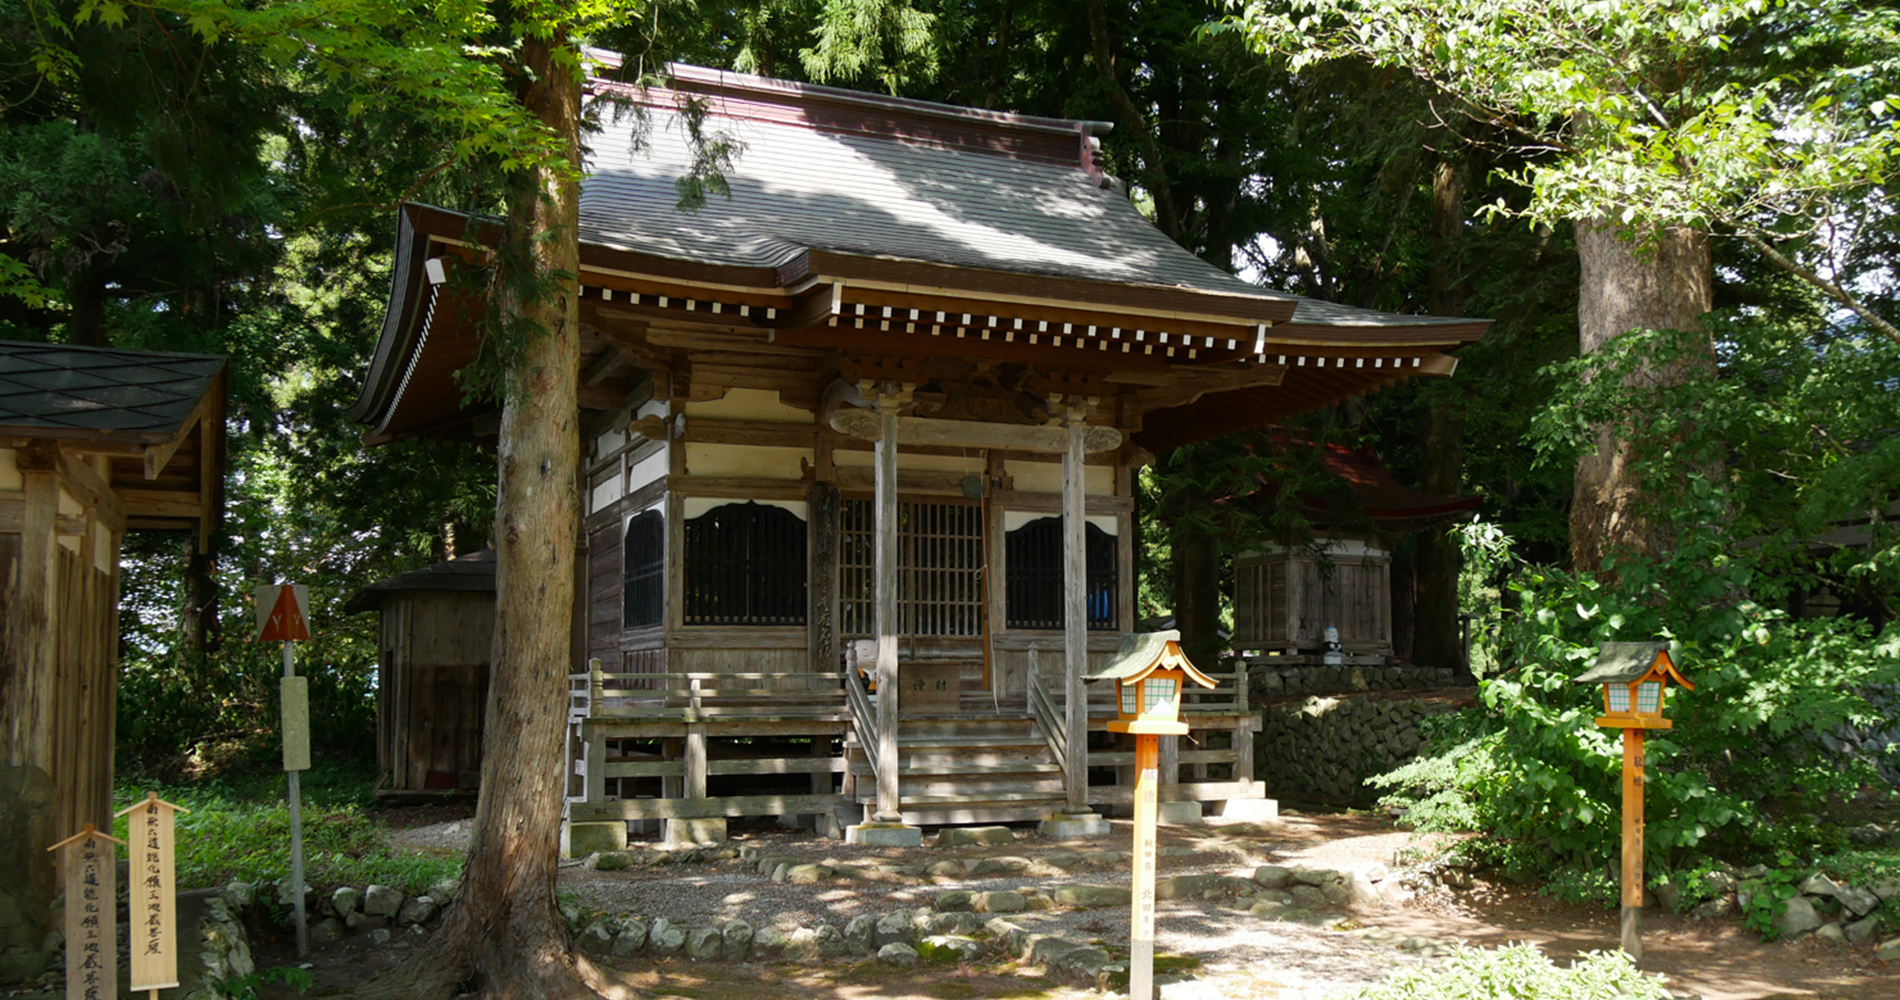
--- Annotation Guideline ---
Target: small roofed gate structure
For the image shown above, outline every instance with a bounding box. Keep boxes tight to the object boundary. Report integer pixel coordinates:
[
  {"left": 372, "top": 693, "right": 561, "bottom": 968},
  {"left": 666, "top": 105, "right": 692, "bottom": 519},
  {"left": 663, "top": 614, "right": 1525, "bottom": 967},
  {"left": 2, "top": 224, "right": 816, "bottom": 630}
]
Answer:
[
  {"left": 350, "top": 64, "right": 1486, "bottom": 844},
  {"left": 345, "top": 550, "right": 496, "bottom": 799},
  {"left": 0, "top": 341, "right": 225, "bottom": 981}
]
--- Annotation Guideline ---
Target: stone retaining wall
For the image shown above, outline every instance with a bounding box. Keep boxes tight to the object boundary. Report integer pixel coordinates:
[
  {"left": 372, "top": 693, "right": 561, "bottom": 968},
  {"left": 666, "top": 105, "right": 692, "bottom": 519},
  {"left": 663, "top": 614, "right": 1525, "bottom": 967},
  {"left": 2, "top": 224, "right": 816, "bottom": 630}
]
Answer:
[
  {"left": 1249, "top": 660, "right": 1458, "bottom": 700},
  {"left": 1256, "top": 694, "right": 1465, "bottom": 804}
]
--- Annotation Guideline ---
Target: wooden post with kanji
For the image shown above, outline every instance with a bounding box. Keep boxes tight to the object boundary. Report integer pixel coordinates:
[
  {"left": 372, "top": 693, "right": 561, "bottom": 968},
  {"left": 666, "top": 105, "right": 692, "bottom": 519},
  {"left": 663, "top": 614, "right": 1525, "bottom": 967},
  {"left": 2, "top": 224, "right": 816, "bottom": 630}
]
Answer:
[
  {"left": 254, "top": 583, "right": 313, "bottom": 957},
  {"left": 114, "top": 793, "right": 189, "bottom": 999},
  {"left": 1575, "top": 641, "right": 1692, "bottom": 966},
  {"left": 1087, "top": 631, "right": 1217, "bottom": 1000},
  {"left": 48, "top": 824, "right": 125, "bottom": 1000}
]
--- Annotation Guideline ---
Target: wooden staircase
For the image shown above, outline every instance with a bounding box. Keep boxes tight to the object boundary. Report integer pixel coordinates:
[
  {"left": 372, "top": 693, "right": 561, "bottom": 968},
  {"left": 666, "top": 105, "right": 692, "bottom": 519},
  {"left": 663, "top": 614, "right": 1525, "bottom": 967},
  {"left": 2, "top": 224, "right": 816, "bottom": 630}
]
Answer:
[{"left": 843, "top": 715, "right": 1068, "bottom": 826}]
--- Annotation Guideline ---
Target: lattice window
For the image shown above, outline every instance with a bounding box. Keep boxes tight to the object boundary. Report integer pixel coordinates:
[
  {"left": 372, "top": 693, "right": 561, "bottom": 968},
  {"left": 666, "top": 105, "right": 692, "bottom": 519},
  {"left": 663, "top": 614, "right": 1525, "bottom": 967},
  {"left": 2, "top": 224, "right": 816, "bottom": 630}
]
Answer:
[
  {"left": 622, "top": 508, "right": 664, "bottom": 629},
  {"left": 1003, "top": 516, "right": 1119, "bottom": 631},
  {"left": 840, "top": 499, "right": 983, "bottom": 636},
  {"left": 683, "top": 502, "right": 808, "bottom": 625}
]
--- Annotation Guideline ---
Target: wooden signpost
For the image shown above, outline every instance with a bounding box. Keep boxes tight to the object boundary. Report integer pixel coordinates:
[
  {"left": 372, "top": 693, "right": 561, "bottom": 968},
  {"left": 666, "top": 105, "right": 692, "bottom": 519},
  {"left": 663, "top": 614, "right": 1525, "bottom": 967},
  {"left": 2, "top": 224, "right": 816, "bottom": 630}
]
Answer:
[
  {"left": 1087, "top": 631, "right": 1218, "bottom": 1000},
  {"left": 254, "top": 583, "right": 313, "bottom": 957},
  {"left": 48, "top": 824, "right": 124, "bottom": 1000},
  {"left": 1575, "top": 642, "right": 1692, "bottom": 966},
  {"left": 116, "top": 793, "right": 189, "bottom": 998}
]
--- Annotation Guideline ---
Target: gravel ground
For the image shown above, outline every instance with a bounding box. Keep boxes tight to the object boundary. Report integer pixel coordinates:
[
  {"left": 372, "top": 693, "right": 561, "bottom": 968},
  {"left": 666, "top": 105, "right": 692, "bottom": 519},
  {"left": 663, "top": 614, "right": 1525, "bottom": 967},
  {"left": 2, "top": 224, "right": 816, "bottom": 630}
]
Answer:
[
  {"left": 377, "top": 810, "right": 1898, "bottom": 999},
  {"left": 393, "top": 810, "right": 1452, "bottom": 998}
]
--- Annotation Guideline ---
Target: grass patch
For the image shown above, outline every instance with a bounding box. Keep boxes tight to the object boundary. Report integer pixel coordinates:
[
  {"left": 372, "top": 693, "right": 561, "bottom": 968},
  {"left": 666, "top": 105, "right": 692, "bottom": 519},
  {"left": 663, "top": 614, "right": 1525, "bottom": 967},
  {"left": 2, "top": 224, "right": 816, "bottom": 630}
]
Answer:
[
  {"left": 1351, "top": 944, "right": 1666, "bottom": 999},
  {"left": 112, "top": 759, "right": 460, "bottom": 894}
]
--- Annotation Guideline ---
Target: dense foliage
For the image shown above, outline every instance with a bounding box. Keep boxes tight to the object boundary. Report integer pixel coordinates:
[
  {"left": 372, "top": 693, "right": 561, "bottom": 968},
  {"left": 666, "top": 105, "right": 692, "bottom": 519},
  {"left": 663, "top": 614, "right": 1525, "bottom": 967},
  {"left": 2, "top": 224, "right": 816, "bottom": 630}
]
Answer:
[{"left": 1376, "top": 319, "right": 1900, "bottom": 875}]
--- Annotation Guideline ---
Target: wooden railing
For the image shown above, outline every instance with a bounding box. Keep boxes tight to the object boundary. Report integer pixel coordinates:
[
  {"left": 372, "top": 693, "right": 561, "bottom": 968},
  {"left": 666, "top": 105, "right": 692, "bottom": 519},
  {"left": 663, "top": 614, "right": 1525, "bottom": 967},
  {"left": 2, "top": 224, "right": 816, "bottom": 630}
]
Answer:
[
  {"left": 1025, "top": 652, "right": 1069, "bottom": 778},
  {"left": 842, "top": 647, "right": 881, "bottom": 786},
  {"left": 566, "top": 668, "right": 848, "bottom": 723}
]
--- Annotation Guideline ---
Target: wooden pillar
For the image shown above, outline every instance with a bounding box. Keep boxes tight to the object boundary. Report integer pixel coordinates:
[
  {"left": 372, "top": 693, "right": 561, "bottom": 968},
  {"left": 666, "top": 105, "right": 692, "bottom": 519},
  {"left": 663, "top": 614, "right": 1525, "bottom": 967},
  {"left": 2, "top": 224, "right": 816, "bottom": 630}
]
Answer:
[
  {"left": 1621, "top": 727, "right": 1646, "bottom": 964},
  {"left": 1061, "top": 400, "right": 1090, "bottom": 813},
  {"left": 1129, "top": 734, "right": 1160, "bottom": 1000},
  {"left": 685, "top": 678, "right": 708, "bottom": 799},
  {"left": 873, "top": 389, "right": 903, "bottom": 823},
  {"left": 807, "top": 481, "right": 840, "bottom": 675}
]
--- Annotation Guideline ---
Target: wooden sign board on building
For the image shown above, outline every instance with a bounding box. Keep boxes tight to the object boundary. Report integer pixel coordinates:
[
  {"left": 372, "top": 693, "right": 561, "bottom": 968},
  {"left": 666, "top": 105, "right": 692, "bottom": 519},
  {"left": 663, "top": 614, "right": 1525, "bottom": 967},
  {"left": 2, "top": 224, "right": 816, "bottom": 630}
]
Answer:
[
  {"left": 116, "top": 794, "right": 189, "bottom": 993},
  {"left": 901, "top": 662, "right": 962, "bottom": 715},
  {"left": 47, "top": 824, "right": 123, "bottom": 1000}
]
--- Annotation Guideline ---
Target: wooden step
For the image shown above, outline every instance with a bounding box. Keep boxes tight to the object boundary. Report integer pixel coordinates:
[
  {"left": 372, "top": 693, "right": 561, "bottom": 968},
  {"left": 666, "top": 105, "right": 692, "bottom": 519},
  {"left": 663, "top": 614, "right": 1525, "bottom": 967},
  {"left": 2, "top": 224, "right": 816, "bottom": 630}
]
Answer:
[{"left": 847, "top": 768, "right": 1071, "bottom": 783}]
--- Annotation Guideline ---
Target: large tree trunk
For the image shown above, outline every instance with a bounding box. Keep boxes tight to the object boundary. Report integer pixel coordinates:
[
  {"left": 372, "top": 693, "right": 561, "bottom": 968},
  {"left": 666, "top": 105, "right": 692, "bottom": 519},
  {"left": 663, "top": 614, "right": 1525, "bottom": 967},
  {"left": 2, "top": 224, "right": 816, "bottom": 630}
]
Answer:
[
  {"left": 180, "top": 536, "right": 220, "bottom": 653},
  {"left": 1569, "top": 222, "right": 1713, "bottom": 573},
  {"left": 1172, "top": 522, "right": 1222, "bottom": 669},
  {"left": 350, "top": 33, "right": 606, "bottom": 1000},
  {"left": 1413, "top": 159, "right": 1469, "bottom": 678}
]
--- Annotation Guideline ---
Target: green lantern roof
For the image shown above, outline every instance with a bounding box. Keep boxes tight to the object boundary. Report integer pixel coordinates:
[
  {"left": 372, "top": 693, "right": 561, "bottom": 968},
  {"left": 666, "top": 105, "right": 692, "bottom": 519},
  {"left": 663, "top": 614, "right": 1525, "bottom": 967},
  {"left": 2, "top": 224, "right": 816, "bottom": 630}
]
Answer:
[
  {"left": 1574, "top": 641, "right": 1690, "bottom": 687},
  {"left": 1086, "top": 630, "right": 1218, "bottom": 689}
]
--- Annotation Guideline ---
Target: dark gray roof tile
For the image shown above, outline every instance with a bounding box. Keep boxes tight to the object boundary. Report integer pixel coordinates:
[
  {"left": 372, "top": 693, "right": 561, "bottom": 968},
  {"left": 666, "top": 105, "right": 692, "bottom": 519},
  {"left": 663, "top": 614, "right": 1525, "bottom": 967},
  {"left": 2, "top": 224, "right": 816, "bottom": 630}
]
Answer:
[{"left": 0, "top": 340, "right": 225, "bottom": 437}]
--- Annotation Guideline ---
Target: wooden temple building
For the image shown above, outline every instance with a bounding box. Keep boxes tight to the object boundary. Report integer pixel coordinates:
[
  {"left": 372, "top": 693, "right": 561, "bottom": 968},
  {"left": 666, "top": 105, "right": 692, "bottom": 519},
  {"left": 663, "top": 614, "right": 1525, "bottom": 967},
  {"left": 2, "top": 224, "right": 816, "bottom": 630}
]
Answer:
[
  {"left": 0, "top": 341, "right": 225, "bottom": 978},
  {"left": 349, "top": 65, "right": 1486, "bottom": 845}
]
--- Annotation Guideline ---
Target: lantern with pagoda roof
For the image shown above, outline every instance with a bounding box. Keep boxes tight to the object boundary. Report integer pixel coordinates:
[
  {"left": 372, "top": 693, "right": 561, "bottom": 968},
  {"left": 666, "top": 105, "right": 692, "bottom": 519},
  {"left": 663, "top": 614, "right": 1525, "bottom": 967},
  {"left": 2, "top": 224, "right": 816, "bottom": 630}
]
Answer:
[
  {"left": 1575, "top": 641, "right": 1693, "bottom": 729},
  {"left": 1087, "top": 630, "right": 1218, "bottom": 735}
]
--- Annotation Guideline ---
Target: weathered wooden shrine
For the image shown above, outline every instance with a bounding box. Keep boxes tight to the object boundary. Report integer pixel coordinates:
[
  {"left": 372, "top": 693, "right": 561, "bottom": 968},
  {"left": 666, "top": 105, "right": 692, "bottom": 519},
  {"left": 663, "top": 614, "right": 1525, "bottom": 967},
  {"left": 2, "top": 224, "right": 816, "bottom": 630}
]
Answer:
[
  {"left": 0, "top": 341, "right": 225, "bottom": 979},
  {"left": 1232, "top": 434, "right": 1481, "bottom": 659},
  {"left": 346, "top": 549, "right": 496, "bottom": 798},
  {"left": 349, "top": 65, "right": 1486, "bottom": 844}
]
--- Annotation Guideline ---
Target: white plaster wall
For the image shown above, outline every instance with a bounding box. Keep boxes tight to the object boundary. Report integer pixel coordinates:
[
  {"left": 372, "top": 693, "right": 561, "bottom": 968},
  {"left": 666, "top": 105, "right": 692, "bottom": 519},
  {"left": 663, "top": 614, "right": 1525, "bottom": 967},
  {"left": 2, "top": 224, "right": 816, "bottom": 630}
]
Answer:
[
  {"left": 684, "top": 387, "right": 813, "bottom": 423},
  {"left": 627, "top": 445, "right": 669, "bottom": 491},
  {"left": 1005, "top": 459, "right": 1114, "bottom": 496},
  {"left": 0, "top": 448, "right": 20, "bottom": 491},
  {"left": 685, "top": 443, "right": 810, "bottom": 479}
]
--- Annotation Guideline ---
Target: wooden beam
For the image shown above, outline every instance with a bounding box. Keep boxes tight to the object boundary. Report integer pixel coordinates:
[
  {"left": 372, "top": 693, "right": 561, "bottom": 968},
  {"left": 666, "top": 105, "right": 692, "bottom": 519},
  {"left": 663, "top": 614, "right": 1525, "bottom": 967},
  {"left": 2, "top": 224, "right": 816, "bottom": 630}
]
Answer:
[
  {"left": 829, "top": 409, "right": 1122, "bottom": 453},
  {"left": 115, "top": 489, "right": 204, "bottom": 521},
  {"left": 143, "top": 386, "right": 217, "bottom": 481},
  {"left": 682, "top": 420, "right": 817, "bottom": 449},
  {"left": 833, "top": 467, "right": 975, "bottom": 495},
  {"left": 582, "top": 345, "right": 625, "bottom": 386},
  {"left": 568, "top": 792, "right": 844, "bottom": 822},
  {"left": 55, "top": 448, "right": 125, "bottom": 535},
  {"left": 1087, "top": 780, "right": 1267, "bottom": 806}
]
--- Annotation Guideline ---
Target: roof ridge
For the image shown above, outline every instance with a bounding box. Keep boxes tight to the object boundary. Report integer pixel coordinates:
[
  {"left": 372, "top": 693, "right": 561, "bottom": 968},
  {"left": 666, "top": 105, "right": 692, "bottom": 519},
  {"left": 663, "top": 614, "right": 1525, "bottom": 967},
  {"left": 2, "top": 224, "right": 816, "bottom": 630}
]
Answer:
[{"left": 583, "top": 58, "right": 1115, "bottom": 139}]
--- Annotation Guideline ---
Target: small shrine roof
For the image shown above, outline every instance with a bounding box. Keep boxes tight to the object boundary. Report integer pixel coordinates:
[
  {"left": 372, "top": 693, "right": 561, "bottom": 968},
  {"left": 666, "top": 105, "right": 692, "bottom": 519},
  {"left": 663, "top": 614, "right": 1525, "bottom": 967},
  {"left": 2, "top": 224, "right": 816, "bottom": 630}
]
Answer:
[
  {"left": 1575, "top": 642, "right": 1684, "bottom": 686},
  {"left": 346, "top": 549, "right": 497, "bottom": 614}
]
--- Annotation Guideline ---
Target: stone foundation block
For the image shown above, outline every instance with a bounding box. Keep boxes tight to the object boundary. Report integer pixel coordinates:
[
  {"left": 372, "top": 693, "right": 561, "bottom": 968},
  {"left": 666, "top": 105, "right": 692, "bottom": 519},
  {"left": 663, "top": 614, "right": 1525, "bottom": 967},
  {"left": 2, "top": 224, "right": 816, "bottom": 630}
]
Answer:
[
  {"left": 663, "top": 817, "right": 728, "bottom": 847},
  {"left": 1212, "top": 798, "right": 1280, "bottom": 823},
  {"left": 846, "top": 822, "right": 923, "bottom": 847},
  {"left": 563, "top": 821, "right": 628, "bottom": 859},
  {"left": 1157, "top": 801, "right": 1203, "bottom": 825},
  {"left": 1038, "top": 812, "right": 1111, "bottom": 840}
]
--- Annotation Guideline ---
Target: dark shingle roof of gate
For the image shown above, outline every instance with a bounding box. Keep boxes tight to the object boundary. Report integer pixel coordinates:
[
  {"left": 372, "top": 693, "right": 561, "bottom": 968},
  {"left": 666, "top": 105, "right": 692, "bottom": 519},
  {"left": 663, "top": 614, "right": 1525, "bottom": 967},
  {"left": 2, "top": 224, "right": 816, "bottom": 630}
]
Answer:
[{"left": 0, "top": 340, "right": 226, "bottom": 439}]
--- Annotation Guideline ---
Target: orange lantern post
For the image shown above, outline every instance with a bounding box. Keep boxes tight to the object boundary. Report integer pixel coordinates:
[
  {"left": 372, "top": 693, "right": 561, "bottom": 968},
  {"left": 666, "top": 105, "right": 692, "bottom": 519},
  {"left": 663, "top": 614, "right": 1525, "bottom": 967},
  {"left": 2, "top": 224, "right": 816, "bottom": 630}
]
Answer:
[
  {"left": 1087, "top": 631, "right": 1217, "bottom": 1000},
  {"left": 1575, "top": 641, "right": 1692, "bottom": 965}
]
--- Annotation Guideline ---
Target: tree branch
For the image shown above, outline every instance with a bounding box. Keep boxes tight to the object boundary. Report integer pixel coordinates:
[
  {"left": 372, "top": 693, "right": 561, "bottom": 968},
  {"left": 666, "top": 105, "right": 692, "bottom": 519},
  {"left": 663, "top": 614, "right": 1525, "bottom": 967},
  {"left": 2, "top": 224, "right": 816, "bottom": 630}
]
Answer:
[
  {"left": 1737, "top": 230, "right": 1900, "bottom": 347},
  {"left": 1083, "top": 0, "right": 1183, "bottom": 242}
]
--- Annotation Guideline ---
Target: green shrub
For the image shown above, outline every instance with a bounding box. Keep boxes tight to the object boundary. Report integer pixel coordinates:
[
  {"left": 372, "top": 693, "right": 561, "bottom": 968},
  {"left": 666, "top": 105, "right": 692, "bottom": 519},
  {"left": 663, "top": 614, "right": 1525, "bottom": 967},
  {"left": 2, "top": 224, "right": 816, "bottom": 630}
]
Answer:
[
  {"left": 1351, "top": 944, "right": 1668, "bottom": 999},
  {"left": 110, "top": 770, "right": 460, "bottom": 894},
  {"left": 1372, "top": 513, "right": 1900, "bottom": 878}
]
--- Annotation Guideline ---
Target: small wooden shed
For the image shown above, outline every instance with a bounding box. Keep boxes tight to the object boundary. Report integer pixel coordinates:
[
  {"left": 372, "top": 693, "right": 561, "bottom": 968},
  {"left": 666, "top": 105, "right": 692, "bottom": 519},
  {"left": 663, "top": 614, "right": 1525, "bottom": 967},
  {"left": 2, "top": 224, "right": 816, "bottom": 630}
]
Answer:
[
  {"left": 346, "top": 550, "right": 495, "bottom": 797},
  {"left": 1232, "top": 435, "right": 1479, "bottom": 657},
  {"left": 0, "top": 340, "right": 225, "bottom": 982}
]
